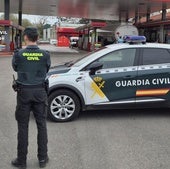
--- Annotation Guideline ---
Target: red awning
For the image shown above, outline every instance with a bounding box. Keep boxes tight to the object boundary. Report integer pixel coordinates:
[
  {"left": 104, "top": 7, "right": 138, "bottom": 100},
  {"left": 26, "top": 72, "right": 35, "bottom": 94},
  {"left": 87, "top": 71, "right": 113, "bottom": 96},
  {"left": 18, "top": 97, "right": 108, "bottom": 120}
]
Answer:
[
  {"left": 57, "top": 27, "right": 78, "bottom": 33},
  {"left": 0, "top": 20, "right": 24, "bottom": 30},
  {"left": 0, "top": 20, "right": 11, "bottom": 26}
]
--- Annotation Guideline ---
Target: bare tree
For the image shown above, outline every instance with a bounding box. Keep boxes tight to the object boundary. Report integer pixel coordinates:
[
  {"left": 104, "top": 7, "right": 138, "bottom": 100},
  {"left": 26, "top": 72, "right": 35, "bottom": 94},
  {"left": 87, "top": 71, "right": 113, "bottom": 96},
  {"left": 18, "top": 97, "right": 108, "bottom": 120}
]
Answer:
[{"left": 33, "top": 16, "right": 49, "bottom": 38}]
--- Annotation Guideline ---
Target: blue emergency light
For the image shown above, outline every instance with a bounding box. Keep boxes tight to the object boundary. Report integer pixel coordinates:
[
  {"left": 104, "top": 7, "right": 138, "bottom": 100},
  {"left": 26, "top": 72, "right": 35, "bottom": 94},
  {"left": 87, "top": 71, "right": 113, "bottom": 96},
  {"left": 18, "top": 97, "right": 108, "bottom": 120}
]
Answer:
[{"left": 123, "top": 35, "right": 146, "bottom": 44}]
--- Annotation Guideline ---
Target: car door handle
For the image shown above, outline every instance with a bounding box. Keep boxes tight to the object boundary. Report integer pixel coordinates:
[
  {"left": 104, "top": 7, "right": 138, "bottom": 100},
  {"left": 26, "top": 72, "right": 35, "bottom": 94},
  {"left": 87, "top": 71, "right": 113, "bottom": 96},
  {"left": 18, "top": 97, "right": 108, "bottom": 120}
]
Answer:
[
  {"left": 123, "top": 75, "right": 136, "bottom": 79},
  {"left": 76, "top": 76, "right": 84, "bottom": 82}
]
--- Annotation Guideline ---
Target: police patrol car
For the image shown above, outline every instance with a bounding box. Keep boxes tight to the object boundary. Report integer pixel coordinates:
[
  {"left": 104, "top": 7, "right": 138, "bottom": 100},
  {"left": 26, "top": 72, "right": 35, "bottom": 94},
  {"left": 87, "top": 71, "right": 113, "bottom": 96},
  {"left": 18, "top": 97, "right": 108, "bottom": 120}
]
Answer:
[{"left": 47, "top": 36, "right": 170, "bottom": 122}]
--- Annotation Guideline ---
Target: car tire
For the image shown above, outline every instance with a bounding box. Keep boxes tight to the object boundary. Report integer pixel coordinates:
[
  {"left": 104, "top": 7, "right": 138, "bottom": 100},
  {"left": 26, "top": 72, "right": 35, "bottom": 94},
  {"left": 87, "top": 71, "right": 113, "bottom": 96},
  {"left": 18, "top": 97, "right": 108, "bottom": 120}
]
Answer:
[{"left": 48, "top": 89, "right": 80, "bottom": 122}]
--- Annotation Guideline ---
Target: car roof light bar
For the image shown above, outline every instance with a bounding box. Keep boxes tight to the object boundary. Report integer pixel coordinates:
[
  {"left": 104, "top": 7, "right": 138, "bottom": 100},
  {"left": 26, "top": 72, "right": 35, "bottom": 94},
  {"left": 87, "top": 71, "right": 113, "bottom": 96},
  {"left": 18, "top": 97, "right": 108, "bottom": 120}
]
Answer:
[{"left": 124, "top": 35, "right": 146, "bottom": 44}]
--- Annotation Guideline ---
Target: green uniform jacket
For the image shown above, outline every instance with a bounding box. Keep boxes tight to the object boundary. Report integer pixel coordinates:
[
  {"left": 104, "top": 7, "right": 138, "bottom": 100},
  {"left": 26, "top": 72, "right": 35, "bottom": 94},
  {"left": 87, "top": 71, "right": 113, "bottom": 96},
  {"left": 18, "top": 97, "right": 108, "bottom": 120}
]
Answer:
[{"left": 12, "top": 45, "right": 51, "bottom": 85}]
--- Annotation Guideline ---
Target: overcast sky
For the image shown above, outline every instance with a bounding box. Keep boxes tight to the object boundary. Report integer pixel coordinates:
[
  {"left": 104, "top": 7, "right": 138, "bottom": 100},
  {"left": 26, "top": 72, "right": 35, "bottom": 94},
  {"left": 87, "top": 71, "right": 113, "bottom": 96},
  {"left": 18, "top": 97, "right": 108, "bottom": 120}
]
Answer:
[
  {"left": 0, "top": 12, "right": 58, "bottom": 25},
  {"left": 22, "top": 14, "right": 58, "bottom": 25}
]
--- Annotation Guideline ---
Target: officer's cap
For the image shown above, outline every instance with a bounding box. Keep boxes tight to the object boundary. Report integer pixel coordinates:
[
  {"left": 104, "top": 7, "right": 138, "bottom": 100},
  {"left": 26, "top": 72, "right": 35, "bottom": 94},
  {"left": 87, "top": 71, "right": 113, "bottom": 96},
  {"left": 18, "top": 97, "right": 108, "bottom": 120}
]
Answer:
[{"left": 23, "top": 27, "right": 38, "bottom": 36}]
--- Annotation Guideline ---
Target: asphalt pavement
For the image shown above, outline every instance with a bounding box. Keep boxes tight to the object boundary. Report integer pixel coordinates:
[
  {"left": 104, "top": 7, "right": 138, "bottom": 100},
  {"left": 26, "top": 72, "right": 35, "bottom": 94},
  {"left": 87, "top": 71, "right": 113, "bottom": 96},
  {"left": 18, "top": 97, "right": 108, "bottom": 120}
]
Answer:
[{"left": 1, "top": 51, "right": 170, "bottom": 169}]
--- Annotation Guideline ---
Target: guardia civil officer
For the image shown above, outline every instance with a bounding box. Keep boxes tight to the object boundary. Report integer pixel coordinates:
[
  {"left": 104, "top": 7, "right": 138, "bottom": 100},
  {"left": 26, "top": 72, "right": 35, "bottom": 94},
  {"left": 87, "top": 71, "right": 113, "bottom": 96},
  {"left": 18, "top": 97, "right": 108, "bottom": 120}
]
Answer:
[{"left": 11, "top": 27, "right": 51, "bottom": 169}]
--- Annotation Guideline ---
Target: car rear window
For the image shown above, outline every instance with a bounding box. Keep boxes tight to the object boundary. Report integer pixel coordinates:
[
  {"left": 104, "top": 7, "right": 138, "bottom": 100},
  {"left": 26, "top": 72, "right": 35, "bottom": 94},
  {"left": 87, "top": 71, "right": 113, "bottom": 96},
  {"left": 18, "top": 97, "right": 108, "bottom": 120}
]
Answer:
[{"left": 142, "top": 48, "right": 170, "bottom": 65}]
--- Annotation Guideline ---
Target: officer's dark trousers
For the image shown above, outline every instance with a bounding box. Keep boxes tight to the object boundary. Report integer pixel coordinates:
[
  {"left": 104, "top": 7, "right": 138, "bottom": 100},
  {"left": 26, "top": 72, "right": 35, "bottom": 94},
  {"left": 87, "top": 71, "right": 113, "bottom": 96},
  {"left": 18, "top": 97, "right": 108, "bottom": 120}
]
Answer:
[{"left": 15, "top": 87, "right": 48, "bottom": 163}]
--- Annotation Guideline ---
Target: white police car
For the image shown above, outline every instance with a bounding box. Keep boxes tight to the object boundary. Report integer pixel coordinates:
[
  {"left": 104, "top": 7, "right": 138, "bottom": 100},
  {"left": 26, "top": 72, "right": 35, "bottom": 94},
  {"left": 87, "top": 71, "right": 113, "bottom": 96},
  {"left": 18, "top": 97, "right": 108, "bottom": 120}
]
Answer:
[{"left": 48, "top": 36, "right": 170, "bottom": 122}]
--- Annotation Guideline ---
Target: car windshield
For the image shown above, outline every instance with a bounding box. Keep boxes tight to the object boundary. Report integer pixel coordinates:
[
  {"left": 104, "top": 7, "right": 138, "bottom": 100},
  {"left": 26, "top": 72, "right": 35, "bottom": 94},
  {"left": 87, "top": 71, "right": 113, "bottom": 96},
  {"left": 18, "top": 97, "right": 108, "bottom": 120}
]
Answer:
[{"left": 70, "top": 47, "right": 107, "bottom": 67}]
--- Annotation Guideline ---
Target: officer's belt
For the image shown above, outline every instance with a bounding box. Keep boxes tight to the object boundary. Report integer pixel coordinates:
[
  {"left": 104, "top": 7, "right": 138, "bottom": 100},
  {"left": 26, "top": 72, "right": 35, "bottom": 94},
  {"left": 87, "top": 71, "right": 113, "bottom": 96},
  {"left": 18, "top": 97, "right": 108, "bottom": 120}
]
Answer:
[{"left": 17, "top": 83, "right": 45, "bottom": 88}]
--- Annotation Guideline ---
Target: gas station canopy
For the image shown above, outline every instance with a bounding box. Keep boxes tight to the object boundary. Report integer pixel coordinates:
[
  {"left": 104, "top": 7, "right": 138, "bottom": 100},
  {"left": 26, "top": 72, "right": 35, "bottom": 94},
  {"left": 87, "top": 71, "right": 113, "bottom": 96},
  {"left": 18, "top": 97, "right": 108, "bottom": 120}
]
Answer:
[
  {"left": 0, "top": 0, "right": 170, "bottom": 21},
  {"left": 1, "top": 0, "right": 170, "bottom": 52}
]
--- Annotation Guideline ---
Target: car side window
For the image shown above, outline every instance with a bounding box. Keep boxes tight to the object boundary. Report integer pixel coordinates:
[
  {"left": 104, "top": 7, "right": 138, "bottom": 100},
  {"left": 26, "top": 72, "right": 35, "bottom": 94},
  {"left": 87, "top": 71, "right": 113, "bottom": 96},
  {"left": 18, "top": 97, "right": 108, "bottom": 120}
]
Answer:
[
  {"left": 95, "top": 48, "right": 136, "bottom": 69},
  {"left": 142, "top": 48, "right": 170, "bottom": 65}
]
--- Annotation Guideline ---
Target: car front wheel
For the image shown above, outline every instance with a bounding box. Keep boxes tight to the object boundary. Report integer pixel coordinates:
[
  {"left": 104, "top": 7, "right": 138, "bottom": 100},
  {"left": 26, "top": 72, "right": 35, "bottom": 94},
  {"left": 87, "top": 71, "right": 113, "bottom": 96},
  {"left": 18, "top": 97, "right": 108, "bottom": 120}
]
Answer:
[{"left": 48, "top": 89, "right": 80, "bottom": 122}]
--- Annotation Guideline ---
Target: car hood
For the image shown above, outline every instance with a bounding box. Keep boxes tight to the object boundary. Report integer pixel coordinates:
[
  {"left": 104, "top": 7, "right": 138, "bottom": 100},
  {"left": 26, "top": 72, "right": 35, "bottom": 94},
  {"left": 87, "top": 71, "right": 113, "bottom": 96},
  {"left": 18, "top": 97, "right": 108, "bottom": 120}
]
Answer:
[{"left": 47, "top": 65, "right": 71, "bottom": 76}]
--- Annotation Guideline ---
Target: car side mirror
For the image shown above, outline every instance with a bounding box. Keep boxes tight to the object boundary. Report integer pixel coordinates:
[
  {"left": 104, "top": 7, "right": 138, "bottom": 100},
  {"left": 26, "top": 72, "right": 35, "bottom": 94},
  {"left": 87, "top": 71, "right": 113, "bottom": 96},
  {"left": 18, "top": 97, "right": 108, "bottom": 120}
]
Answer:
[{"left": 88, "top": 62, "right": 103, "bottom": 75}]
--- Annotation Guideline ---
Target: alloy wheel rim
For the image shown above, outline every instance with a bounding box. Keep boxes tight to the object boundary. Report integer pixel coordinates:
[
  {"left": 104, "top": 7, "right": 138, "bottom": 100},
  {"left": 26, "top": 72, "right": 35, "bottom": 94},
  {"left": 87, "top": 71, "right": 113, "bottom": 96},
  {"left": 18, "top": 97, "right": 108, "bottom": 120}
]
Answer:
[{"left": 51, "top": 95, "right": 75, "bottom": 120}]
